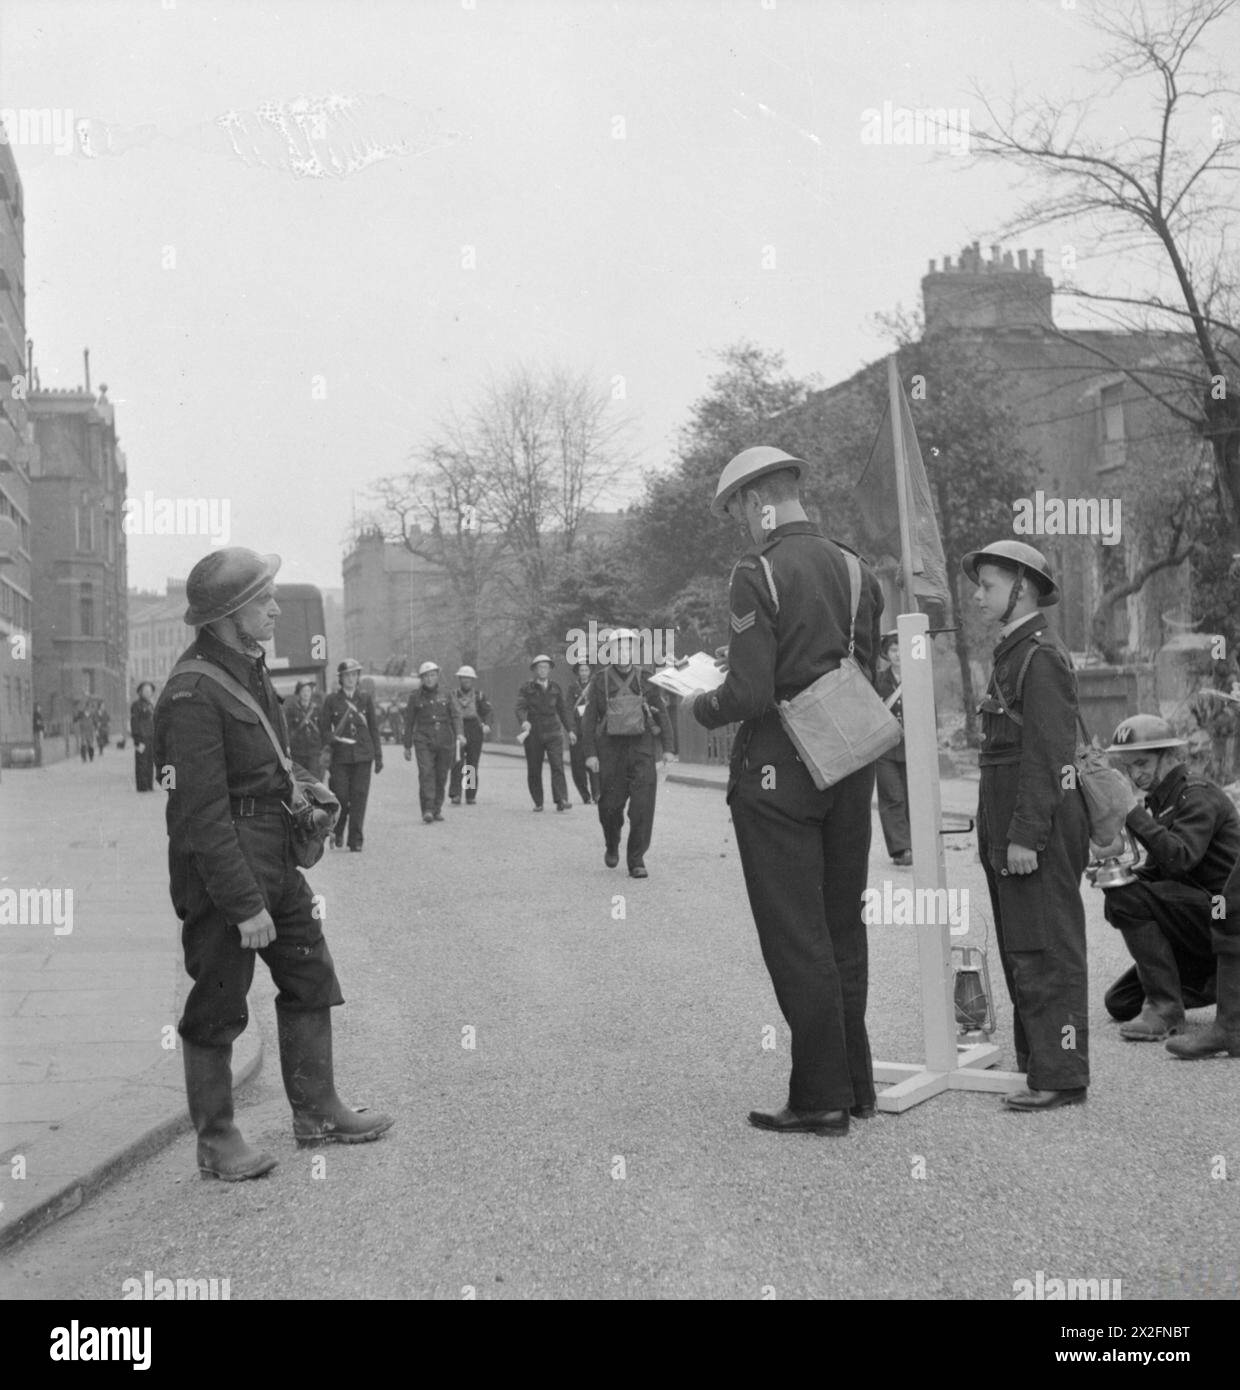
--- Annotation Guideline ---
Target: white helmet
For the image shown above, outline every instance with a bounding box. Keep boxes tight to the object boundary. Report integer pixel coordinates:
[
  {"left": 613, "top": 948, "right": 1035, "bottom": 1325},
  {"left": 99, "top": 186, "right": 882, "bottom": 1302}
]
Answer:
[
  {"left": 418, "top": 661, "right": 440, "bottom": 676},
  {"left": 456, "top": 665, "right": 477, "bottom": 679},
  {"left": 711, "top": 446, "right": 806, "bottom": 517}
]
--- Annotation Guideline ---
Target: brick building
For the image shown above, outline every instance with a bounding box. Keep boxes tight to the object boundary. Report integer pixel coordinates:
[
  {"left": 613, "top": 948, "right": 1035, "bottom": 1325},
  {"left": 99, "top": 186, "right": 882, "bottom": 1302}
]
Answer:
[
  {"left": 27, "top": 378, "right": 129, "bottom": 735},
  {"left": 0, "top": 141, "right": 35, "bottom": 764}
]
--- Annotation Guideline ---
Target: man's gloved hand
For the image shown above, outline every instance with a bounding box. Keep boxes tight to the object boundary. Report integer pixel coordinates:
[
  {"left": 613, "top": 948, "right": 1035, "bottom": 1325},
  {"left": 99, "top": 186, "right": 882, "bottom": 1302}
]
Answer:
[
  {"left": 403, "top": 747, "right": 412, "bottom": 762},
  {"left": 374, "top": 758, "right": 384, "bottom": 775},
  {"left": 237, "top": 908, "right": 276, "bottom": 950}
]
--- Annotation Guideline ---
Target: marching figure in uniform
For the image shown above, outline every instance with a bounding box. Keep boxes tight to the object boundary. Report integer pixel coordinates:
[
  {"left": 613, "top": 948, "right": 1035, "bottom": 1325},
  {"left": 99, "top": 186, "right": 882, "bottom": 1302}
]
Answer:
[
  {"left": 1100, "top": 715, "right": 1239, "bottom": 1056},
  {"left": 873, "top": 631, "right": 911, "bottom": 867},
  {"left": 448, "top": 665, "right": 492, "bottom": 806},
  {"left": 965, "top": 539, "right": 1090, "bottom": 1111},
  {"left": 75, "top": 704, "right": 95, "bottom": 762},
  {"left": 693, "top": 447, "right": 883, "bottom": 1137},
  {"left": 287, "top": 679, "right": 326, "bottom": 780},
  {"left": 582, "top": 630, "right": 675, "bottom": 878},
  {"left": 130, "top": 682, "right": 157, "bottom": 791},
  {"left": 568, "top": 661, "right": 601, "bottom": 805},
  {"left": 155, "top": 547, "right": 392, "bottom": 1181},
  {"left": 320, "top": 658, "right": 383, "bottom": 852},
  {"left": 403, "top": 662, "right": 464, "bottom": 823},
  {"left": 516, "top": 656, "right": 574, "bottom": 812}
]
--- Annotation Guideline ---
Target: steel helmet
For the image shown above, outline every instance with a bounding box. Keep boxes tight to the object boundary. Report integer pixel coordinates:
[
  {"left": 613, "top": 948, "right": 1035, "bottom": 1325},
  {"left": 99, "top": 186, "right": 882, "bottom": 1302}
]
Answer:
[
  {"left": 418, "top": 661, "right": 440, "bottom": 676},
  {"left": 183, "top": 548, "right": 281, "bottom": 627},
  {"left": 1105, "top": 715, "right": 1188, "bottom": 754},
  {"left": 961, "top": 540, "right": 1059, "bottom": 606},
  {"left": 710, "top": 446, "right": 807, "bottom": 517},
  {"left": 530, "top": 654, "right": 553, "bottom": 669},
  {"left": 337, "top": 658, "right": 363, "bottom": 676},
  {"left": 456, "top": 665, "right": 477, "bottom": 679}
]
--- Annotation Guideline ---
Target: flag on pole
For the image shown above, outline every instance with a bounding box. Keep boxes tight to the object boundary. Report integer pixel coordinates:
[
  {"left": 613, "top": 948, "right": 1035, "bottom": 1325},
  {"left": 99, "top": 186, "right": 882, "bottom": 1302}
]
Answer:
[{"left": 852, "top": 369, "right": 952, "bottom": 618}]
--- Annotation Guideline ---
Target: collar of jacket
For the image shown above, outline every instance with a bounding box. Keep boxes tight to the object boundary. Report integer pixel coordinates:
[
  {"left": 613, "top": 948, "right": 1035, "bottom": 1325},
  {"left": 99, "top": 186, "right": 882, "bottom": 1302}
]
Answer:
[
  {"left": 757, "top": 520, "right": 822, "bottom": 551},
  {"left": 193, "top": 626, "right": 265, "bottom": 689},
  {"left": 1146, "top": 761, "right": 1188, "bottom": 814},
  {"left": 991, "top": 611, "right": 1050, "bottom": 662}
]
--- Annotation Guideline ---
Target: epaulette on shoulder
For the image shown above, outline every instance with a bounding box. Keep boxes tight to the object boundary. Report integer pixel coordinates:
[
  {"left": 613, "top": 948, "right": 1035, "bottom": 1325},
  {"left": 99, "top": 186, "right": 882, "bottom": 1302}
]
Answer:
[{"left": 729, "top": 555, "right": 761, "bottom": 582}]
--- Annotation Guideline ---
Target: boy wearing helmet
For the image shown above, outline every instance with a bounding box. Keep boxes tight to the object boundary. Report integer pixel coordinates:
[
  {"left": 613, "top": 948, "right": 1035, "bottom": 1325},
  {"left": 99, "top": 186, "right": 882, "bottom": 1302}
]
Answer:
[
  {"left": 402, "top": 662, "right": 465, "bottom": 822},
  {"left": 448, "top": 665, "right": 492, "bottom": 805},
  {"left": 964, "top": 540, "right": 1091, "bottom": 1111}
]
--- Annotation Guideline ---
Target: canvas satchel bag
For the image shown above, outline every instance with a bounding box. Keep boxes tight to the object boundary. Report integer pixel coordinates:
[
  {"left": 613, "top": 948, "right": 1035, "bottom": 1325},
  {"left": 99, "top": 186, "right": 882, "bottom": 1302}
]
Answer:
[
  {"left": 604, "top": 667, "right": 648, "bottom": 737},
  {"left": 167, "top": 660, "right": 338, "bottom": 868},
  {"left": 772, "top": 548, "right": 903, "bottom": 790}
]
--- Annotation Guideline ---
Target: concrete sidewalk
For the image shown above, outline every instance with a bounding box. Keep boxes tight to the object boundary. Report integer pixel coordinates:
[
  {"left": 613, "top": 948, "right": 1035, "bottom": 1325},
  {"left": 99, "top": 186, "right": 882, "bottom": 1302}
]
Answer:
[
  {"left": 0, "top": 741, "right": 971, "bottom": 1253},
  {"left": 0, "top": 752, "right": 260, "bottom": 1252}
]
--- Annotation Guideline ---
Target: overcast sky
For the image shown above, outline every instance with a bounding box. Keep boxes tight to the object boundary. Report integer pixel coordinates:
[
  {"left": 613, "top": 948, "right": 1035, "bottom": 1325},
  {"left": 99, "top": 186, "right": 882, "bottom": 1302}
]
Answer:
[{"left": 4, "top": 0, "right": 1234, "bottom": 593}]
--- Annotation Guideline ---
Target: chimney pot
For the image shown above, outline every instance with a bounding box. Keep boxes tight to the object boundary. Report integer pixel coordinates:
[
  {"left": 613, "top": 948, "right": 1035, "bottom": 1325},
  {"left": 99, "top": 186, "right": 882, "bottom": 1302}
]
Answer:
[{"left": 1018, "top": 249, "right": 1029, "bottom": 271}]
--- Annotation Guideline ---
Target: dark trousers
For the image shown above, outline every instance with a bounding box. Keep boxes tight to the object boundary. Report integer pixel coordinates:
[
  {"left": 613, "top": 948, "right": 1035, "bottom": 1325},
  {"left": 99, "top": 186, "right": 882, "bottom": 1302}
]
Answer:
[
  {"left": 176, "top": 815, "right": 344, "bottom": 1046},
  {"left": 449, "top": 721, "right": 484, "bottom": 802},
  {"left": 1104, "top": 878, "right": 1222, "bottom": 1015},
  {"left": 524, "top": 728, "right": 568, "bottom": 808},
  {"left": 328, "top": 759, "right": 373, "bottom": 848},
  {"left": 134, "top": 745, "right": 155, "bottom": 791},
  {"left": 79, "top": 737, "right": 94, "bottom": 762},
  {"left": 978, "top": 770, "right": 1090, "bottom": 1090},
  {"left": 730, "top": 751, "right": 876, "bottom": 1114},
  {"left": 415, "top": 737, "right": 453, "bottom": 814},
  {"left": 875, "top": 755, "right": 910, "bottom": 857},
  {"left": 597, "top": 737, "right": 657, "bottom": 867},
  {"left": 570, "top": 735, "right": 601, "bottom": 803}
]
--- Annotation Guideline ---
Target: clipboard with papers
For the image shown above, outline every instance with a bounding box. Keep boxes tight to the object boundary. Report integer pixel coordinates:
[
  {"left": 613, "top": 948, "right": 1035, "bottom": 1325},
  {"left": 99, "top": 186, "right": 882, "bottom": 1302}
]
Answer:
[{"left": 646, "top": 652, "right": 728, "bottom": 699}]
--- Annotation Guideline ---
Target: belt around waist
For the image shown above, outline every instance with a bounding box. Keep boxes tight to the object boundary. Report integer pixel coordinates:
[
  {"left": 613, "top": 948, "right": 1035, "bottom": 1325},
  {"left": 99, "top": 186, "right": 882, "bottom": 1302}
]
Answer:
[
  {"left": 978, "top": 750, "right": 1023, "bottom": 767},
  {"left": 230, "top": 796, "right": 288, "bottom": 817}
]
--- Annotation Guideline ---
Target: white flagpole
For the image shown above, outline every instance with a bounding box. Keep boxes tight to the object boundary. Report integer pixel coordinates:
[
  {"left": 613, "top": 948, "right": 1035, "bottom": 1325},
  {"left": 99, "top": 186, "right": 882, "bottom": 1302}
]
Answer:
[{"left": 887, "top": 357, "right": 917, "bottom": 614}]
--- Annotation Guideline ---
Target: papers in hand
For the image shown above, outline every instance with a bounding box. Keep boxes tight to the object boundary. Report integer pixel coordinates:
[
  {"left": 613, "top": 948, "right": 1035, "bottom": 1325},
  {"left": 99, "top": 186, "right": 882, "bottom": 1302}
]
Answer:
[{"left": 647, "top": 652, "right": 728, "bottom": 699}]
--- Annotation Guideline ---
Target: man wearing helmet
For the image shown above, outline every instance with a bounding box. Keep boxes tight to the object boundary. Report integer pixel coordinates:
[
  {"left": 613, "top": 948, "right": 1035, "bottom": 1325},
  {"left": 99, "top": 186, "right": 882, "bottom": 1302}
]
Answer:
[
  {"left": 447, "top": 665, "right": 493, "bottom": 806},
  {"left": 155, "top": 548, "right": 392, "bottom": 1181},
  {"left": 694, "top": 447, "right": 884, "bottom": 1137},
  {"left": 964, "top": 539, "right": 1091, "bottom": 1111},
  {"left": 320, "top": 657, "right": 383, "bottom": 851},
  {"left": 516, "top": 655, "right": 574, "bottom": 812},
  {"left": 402, "top": 661, "right": 464, "bottom": 822},
  {"left": 1100, "top": 715, "right": 1239, "bottom": 1057}
]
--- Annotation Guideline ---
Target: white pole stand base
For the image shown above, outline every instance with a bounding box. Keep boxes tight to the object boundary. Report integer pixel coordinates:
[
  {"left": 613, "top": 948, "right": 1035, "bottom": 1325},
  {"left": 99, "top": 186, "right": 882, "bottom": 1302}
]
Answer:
[{"left": 872, "top": 1044, "right": 1025, "bottom": 1113}]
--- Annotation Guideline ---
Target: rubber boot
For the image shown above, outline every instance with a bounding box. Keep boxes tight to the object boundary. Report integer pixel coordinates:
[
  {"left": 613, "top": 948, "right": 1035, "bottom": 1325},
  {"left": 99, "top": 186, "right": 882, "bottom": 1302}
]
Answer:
[
  {"left": 1118, "top": 922, "right": 1185, "bottom": 1040},
  {"left": 277, "top": 1008, "right": 394, "bottom": 1146},
  {"left": 1166, "top": 955, "right": 1240, "bottom": 1059},
  {"left": 182, "top": 1040, "right": 277, "bottom": 1181}
]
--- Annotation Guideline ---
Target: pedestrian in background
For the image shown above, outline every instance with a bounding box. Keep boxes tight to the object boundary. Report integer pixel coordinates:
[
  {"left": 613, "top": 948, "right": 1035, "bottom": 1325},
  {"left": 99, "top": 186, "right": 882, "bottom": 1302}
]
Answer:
[
  {"left": 96, "top": 705, "right": 111, "bottom": 757},
  {"left": 403, "top": 662, "right": 463, "bottom": 822},
  {"left": 568, "top": 661, "right": 601, "bottom": 805},
  {"left": 131, "top": 682, "right": 157, "bottom": 790},
  {"left": 873, "top": 632, "right": 911, "bottom": 867},
  {"left": 321, "top": 658, "right": 383, "bottom": 852},
  {"left": 448, "top": 665, "right": 492, "bottom": 806},
  {"left": 694, "top": 446, "right": 883, "bottom": 1137},
  {"left": 516, "top": 655, "right": 574, "bottom": 811},
  {"left": 75, "top": 704, "right": 95, "bottom": 762},
  {"left": 287, "top": 679, "right": 326, "bottom": 778}
]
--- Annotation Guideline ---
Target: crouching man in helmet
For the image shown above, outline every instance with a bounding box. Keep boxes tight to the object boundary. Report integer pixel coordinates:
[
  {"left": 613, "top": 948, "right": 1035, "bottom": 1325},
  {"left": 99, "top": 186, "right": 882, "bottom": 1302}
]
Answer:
[
  {"left": 155, "top": 547, "right": 393, "bottom": 1181},
  {"left": 1100, "top": 715, "right": 1240, "bottom": 1057}
]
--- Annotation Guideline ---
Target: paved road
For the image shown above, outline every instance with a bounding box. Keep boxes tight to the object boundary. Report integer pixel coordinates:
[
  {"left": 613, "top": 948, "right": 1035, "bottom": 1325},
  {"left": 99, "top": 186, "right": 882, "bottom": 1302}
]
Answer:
[{"left": 2, "top": 749, "right": 1237, "bottom": 1299}]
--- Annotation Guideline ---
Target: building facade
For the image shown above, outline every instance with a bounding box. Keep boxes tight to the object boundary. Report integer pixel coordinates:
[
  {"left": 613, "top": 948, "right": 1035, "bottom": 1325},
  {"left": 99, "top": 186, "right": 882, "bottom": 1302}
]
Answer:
[
  {"left": 0, "top": 141, "right": 35, "bottom": 763},
  {"left": 27, "top": 381, "right": 129, "bottom": 736},
  {"left": 128, "top": 579, "right": 188, "bottom": 691}
]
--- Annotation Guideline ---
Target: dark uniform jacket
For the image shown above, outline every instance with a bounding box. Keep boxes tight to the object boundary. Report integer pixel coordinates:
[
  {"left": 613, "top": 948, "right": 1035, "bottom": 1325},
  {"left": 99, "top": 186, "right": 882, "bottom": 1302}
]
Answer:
[
  {"left": 516, "top": 680, "right": 570, "bottom": 738},
  {"left": 581, "top": 668, "right": 677, "bottom": 760},
  {"left": 286, "top": 699, "right": 324, "bottom": 768},
  {"left": 130, "top": 697, "right": 155, "bottom": 747},
  {"left": 977, "top": 613, "right": 1079, "bottom": 855},
  {"left": 155, "top": 628, "right": 314, "bottom": 927},
  {"left": 694, "top": 522, "right": 883, "bottom": 785},
  {"left": 450, "top": 686, "right": 493, "bottom": 728},
  {"left": 403, "top": 687, "right": 464, "bottom": 748},
  {"left": 1127, "top": 764, "right": 1240, "bottom": 896},
  {"left": 320, "top": 688, "right": 382, "bottom": 765},
  {"left": 874, "top": 665, "right": 905, "bottom": 763}
]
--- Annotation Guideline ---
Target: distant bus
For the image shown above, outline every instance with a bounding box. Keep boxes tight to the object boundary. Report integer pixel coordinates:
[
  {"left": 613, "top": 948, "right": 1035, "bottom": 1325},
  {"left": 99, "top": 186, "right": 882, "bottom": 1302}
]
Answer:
[{"left": 262, "top": 583, "right": 328, "bottom": 699}]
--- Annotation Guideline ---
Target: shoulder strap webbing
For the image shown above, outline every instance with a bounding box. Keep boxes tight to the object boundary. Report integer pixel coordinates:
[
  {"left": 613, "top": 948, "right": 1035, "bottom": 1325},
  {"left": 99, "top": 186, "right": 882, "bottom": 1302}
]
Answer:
[{"left": 168, "top": 660, "right": 292, "bottom": 778}]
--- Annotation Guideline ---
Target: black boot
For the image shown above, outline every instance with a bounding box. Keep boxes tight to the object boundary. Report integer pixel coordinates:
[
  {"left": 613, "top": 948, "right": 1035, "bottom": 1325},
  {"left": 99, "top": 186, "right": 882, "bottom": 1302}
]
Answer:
[
  {"left": 277, "top": 1008, "right": 394, "bottom": 1146},
  {"left": 1166, "top": 956, "right": 1240, "bottom": 1058},
  {"left": 1118, "top": 922, "right": 1186, "bottom": 1040},
  {"left": 182, "top": 1040, "right": 277, "bottom": 1181}
]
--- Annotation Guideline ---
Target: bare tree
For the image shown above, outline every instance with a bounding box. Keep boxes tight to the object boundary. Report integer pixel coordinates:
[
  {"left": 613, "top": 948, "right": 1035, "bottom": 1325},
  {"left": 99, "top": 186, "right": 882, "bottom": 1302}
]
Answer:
[{"left": 971, "top": 0, "right": 1240, "bottom": 570}]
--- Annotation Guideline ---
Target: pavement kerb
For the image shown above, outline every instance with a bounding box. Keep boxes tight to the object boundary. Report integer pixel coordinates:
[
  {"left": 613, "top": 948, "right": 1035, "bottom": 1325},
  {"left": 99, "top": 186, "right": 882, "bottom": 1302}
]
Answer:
[{"left": 0, "top": 1006, "right": 263, "bottom": 1256}]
